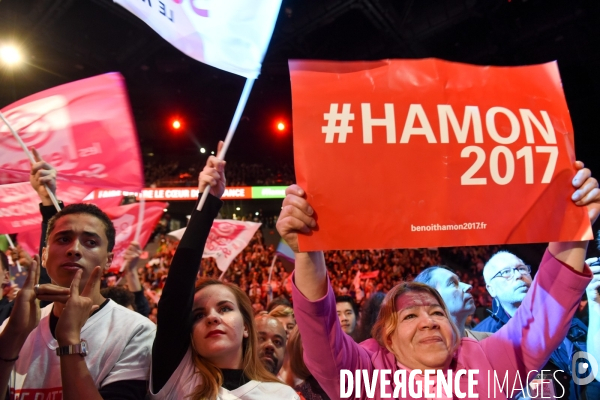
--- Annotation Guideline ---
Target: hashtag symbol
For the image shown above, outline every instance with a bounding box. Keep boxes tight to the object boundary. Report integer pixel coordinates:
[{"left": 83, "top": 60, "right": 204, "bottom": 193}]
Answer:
[{"left": 322, "top": 103, "right": 354, "bottom": 143}]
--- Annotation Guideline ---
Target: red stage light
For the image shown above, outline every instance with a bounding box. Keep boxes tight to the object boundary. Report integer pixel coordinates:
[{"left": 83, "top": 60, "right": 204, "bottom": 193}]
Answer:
[
  {"left": 277, "top": 122, "right": 285, "bottom": 131},
  {"left": 172, "top": 119, "right": 181, "bottom": 130}
]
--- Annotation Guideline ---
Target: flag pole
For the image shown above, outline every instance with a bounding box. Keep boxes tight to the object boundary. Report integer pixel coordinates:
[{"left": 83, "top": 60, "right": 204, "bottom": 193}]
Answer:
[
  {"left": 197, "top": 78, "right": 255, "bottom": 211},
  {"left": 0, "top": 112, "right": 61, "bottom": 211},
  {"left": 268, "top": 254, "right": 277, "bottom": 283},
  {"left": 218, "top": 269, "right": 226, "bottom": 281},
  {"left": 134, "top": 197, "right": 145, "bottom": 243},
  {"left": 4, "top": 234, "right": 21, "bottom": 273}
]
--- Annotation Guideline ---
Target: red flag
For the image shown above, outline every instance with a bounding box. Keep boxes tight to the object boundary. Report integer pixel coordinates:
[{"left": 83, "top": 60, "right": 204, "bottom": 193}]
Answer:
[
  {"left": 0, "top": 181, "right": 92, "bottom": 234},
  {"left": 15, "top": 194, "right": 125, "bottom": 256},
  {"left": 104, "top": 202, "right": 166, "bottom": 273},
  {"left": 0, "top": 73, "right": 143, "bottom": 192}
]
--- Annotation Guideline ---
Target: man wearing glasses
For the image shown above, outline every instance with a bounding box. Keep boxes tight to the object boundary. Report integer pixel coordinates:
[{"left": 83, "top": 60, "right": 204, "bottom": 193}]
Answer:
[{"left": 474, "top": 251, "right": 600, "bottom": 399}]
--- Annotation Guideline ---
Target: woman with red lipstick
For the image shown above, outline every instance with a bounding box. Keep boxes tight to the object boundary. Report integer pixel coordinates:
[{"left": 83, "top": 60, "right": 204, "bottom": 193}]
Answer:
[
  {"left": 150, "top": 143, "right": 299, "bottom": 400},
  {"left": 277, "top": 162, "right": 600, "bottom": 400}
]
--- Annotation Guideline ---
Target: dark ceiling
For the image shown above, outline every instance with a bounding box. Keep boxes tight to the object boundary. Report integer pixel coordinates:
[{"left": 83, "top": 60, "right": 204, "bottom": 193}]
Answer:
[{"left": 1, "top": 0, "right": 600, "bottom": 172}]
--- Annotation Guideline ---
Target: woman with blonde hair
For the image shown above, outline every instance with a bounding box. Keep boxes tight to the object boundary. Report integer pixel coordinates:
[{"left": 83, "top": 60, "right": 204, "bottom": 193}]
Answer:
[
  {"left": 150, "top": 145, "right": 298, "bottom": 399},
  {"left": 276, "top": 161, "right": 599, "bottom": 399}
]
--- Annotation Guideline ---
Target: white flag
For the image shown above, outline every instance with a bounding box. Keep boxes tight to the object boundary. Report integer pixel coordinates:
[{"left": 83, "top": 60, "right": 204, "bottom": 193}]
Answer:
[
  {"left": 113, "top": 0, "right": 282, "bottom": 78},
  {"left": 169, "top": 219, "right": 261, "bottom": 272}
]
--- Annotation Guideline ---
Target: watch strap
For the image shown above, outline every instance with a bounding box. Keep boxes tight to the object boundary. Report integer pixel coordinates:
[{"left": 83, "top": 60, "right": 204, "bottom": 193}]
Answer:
[{"left": 56, "top": 340, "right": 88, "bottom": 357}]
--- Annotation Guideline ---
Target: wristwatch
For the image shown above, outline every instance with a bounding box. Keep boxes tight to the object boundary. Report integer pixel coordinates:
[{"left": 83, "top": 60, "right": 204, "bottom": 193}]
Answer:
[{"left": 56, "top": 340, "right": 88, "bottom": 357}]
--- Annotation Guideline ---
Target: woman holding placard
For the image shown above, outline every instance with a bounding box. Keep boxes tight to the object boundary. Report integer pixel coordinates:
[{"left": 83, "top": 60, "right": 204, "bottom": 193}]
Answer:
[{"left": 277, "top": 161, "right": 598, "bottom": 399}]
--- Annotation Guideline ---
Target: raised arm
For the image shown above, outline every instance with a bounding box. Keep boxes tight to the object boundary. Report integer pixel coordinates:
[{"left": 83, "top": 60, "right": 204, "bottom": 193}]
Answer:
[
  {"left": 276, "top": 185, "right": 325, "bottom": 300},
  {"left": 0, "top": 257, "right": 40, "bottom": 397},
  {"left": 30, "top": 147, "right": 61, "bottom": 287},
  {"left": 548, "top": 161, "right": 600, "bottom": 268},
  {"left": 481, "top": 161, "right": 597, "bottom": 394},
  {"left": 120, "top": 241, "right": 150, "bottom": 317},
  {"left": 151, "top": 143, "right": 225, "bottom": 393},
  {"left": 276, "top": 185, "right": 376, "bottom": 399}
]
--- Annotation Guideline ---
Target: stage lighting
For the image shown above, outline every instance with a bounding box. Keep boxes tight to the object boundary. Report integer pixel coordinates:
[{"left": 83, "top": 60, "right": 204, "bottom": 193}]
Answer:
[{"left": 0, "top": 45, "right": 22, "bottom": 66}]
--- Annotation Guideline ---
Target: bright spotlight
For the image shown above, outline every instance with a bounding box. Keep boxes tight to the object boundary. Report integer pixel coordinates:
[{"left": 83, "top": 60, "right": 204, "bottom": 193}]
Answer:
[
  {"left": 0, "top": 46, "right": 22, "bottom": 66},
  {"left": 172, "top": 120, "right": 181, "bottom": 130},
  {"left": 200, "top": 148, "right": 206, "bottom": 153},
  {"left": 236, "top": 207, "right": 241, "bottom": 211},
  {"left": 277, "top": 122, "right": 285, "bottom": 131}
]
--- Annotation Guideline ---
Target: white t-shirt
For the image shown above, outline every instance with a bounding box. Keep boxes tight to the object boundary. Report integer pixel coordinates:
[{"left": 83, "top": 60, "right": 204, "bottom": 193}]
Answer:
[
  {"left": 0, "top": 300, "right": 156, "bottom": 398},
  {"left": 149, "top": 347, "right": 300, "bottom": 400}
]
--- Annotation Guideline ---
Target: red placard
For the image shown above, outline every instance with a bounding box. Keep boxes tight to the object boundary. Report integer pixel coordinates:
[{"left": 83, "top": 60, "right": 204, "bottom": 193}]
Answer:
[{"left": 289, "top": 59, "right": 592, "bottom": 251}]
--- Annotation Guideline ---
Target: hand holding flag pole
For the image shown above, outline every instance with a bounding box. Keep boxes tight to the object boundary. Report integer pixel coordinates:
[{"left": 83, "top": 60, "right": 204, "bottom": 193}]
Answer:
[
  {"left": 0, "top": 112, "right": 61, "bottom": 211},
  {"left": 4, "top": 234, "right": 21, "bottom": 273},
  {"left": 197, "top": 78, "right": 255, "bottom": 211}
]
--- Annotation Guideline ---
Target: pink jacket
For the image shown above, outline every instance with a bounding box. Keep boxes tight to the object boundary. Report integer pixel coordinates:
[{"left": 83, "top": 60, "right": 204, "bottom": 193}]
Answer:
[{"left": 292, "top": 250, "right": 591, "bottom": 400}]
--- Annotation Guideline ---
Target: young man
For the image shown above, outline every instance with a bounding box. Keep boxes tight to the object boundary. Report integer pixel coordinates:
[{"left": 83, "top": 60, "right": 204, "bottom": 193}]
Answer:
[
  {"left": 0, "top": 150, "right": 155, "bottom": 399},
  {"left": 335, "top": 295, "right": 358, "bottom": 337}
]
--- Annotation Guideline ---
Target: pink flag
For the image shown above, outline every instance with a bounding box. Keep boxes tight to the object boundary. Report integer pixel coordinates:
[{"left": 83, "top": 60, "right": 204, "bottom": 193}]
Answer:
[
  {"left": 360, "top": 271, "right": 380, "bottom": 280},
  {"left": 15, "top": 195, "right": 125, "bottom": 256},
  {"left": 104, "top": 202, "right": 166, "bottom": 273},
  {"left": 0, "top": 73, "right": 143, "bottom": 191},
  {"left": 0, "top": 181, "right": 91, "bottom": 234},
  {"left": 169, "top": 220, "right": 261, "bottom": 272}
]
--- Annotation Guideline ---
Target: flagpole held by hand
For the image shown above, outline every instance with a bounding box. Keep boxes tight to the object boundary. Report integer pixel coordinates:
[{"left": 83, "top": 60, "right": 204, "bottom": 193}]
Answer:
[
  {"left": 134, "top": 198, "right": 145, "bottom": 243},
  {"left": 0, "top": 112, "right": 61, "bottom": 211},
  {"left": 4, "top": 234, "right": 21, "bottom": 273},
  {"left": 197, "top": 78, "right": 255, "bottom": 211}
]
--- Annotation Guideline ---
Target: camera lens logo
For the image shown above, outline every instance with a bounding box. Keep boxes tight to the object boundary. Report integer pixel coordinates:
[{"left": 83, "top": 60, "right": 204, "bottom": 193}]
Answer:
[{"left": 572, "top": 351, "right": 598, "bottom": 385}]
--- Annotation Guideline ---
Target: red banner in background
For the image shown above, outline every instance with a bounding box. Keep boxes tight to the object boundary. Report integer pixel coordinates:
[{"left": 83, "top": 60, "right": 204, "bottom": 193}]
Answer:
[
  {"left": 289, "top": 59, "right": 592, "bottom": 251},
  {"left": 16, "top": 196, "right": 125, "bottom": 256},
  {"left": 0, "top": 73, "right": 143, "bottom": 192},
  {"left": 104, "top": 202, "right": 166, "bottom": 273}
]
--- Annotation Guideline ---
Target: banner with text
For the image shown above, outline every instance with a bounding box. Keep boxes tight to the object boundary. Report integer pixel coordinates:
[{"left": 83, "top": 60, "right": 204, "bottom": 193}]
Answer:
[
  {"left": 290, "top": 59, "right": 591, "bottom": 250},
  {"left": 83, "top": 186, "right": 287, "bottom": 201},
  {"left": 0, "top": 73, "right": 143, "bottom": 192}
]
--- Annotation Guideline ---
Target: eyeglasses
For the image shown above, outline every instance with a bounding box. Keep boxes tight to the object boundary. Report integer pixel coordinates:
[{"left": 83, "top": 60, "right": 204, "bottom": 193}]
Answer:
[{"left": 490, "top": 265, "right": 531, "bottom": 280}]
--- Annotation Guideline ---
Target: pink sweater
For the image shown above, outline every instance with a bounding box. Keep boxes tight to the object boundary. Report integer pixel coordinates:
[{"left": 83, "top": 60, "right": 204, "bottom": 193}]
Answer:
[{"left": 292, "top": 250, "right": 591, "bottom": 400}]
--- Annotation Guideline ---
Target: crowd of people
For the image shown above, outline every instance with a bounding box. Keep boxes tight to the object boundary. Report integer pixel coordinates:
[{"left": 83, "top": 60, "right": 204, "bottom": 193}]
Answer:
[
  {"left": 144, "top": 158, "right": 295, "bottom": 188},
  {"left": 0, "top": 149, "right": 599, "bottom": 400}
]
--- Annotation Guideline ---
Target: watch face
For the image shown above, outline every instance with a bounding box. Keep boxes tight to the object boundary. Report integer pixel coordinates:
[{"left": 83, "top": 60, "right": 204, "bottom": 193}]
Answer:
[{"left": 80, "top": 340, "right": 88, "bottom": 357}]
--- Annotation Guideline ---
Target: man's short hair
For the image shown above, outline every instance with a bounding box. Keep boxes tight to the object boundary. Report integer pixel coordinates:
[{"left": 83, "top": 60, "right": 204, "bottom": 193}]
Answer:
[
  {"left": 483, "top": 250, "right": 514, "bottom": 284},
  {"left": 414, "top": 265, "right": 453, "bottom": 287},
  {"left": 266, "top": 296, "right": 292, "bottom": 313},
  {"left": 336, "top": 295, "right": 359, "bottom": 316},
  {"left": 101, "top": 286, "right": 136, "bottom": 311},
  {"left": 46, "top": 204, "right": 116, "bottom": 252}
]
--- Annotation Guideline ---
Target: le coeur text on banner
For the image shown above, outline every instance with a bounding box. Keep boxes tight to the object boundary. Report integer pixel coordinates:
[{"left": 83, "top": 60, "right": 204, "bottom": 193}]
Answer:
[{"left": 289, "top": 59, "right": 591, "bottom": 250}]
